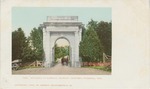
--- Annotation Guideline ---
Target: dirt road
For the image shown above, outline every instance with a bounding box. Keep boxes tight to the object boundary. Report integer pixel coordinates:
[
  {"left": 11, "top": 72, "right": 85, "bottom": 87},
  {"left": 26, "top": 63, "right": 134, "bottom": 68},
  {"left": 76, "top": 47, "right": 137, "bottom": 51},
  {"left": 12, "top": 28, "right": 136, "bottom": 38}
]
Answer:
[{"left": 12, "top": 60, "right": 111, "bottom": 75}]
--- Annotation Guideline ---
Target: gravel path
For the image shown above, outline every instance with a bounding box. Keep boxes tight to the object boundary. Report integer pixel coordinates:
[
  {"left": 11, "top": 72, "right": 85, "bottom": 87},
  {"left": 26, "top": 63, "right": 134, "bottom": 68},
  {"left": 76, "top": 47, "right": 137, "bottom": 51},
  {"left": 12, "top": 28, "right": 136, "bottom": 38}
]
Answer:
[{"left": 12, "top": 60, "right": 111, "bottom": 75}]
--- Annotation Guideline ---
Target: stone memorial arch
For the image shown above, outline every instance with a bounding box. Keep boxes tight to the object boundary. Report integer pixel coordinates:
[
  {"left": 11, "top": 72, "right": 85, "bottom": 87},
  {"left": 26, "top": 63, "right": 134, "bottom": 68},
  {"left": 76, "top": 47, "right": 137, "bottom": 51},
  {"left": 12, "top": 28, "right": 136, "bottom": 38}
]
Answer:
[{"left": 40, "top": 16, "right": 83, "bottom": 68}]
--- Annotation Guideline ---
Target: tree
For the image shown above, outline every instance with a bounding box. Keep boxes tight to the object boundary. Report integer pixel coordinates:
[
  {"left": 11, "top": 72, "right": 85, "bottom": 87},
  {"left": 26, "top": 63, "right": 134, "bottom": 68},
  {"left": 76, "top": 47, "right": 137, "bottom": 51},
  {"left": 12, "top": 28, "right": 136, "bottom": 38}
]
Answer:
[
  {"left": 29, "top": 27, "right": 43, "bottom": 61},
  {"left": 55, "top": 44, "right": 69, "bottom": 61},
  {"left": 81, "top": 26, "right": 86, "bottom": 39},
  {"left": 12, "top": 28, "right": 27, "bottom": 61},
  {"left": 87, "top": 20, "right": 112, "bottom": 55},
  {"left": 54, "top": 44, "right": 60, "bottom": 61},
  {"left": 87, "top": 19, "right": 98, "bottom": 30},
  {"left": 96, "top": 21, "right": 112, "bottom": 55},
  {"left": 21, "top": 38, "right": 37, "bottom": 62},
  {"left": 79, "top": 27, "right": 103, "bottom": 62}
]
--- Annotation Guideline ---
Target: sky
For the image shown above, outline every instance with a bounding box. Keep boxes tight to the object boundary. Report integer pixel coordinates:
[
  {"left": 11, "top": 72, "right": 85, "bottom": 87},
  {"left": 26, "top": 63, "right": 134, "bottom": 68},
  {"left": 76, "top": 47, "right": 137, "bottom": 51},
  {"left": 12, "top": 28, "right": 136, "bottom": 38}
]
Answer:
[
  {"left": 56, "top": 39, "right": 69, "bottom": 47},
  {"left": 12, "top": 7, "right": 111, "bottom": 46}
]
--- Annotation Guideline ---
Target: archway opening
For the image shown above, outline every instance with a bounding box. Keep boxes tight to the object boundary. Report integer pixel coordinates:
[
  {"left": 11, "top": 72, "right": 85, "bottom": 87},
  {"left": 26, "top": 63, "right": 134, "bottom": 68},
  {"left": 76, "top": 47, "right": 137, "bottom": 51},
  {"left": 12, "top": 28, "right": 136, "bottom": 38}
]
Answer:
[{"left": 54, "top": 38, "right": 71, "bottom": 66}]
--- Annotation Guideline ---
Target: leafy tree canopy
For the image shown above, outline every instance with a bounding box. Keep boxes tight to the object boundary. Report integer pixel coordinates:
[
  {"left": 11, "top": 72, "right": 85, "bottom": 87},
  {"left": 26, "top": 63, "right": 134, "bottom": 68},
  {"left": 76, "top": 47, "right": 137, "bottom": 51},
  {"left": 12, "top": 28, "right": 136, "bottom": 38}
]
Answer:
[
  {"left": 55, "top": 44, "right": 69, "bottom": 61},
  {"left": 96, "top": 21, "right": 112, "bottom": 55},
  {"left": 12, "top": 28, "right": 27, "bottom": 61},
  {"left": 28, "top": 27, "right": 43, "bottom": 61},
  {"left": 80, "top": 27, "right": 103, "bottom": 62}
]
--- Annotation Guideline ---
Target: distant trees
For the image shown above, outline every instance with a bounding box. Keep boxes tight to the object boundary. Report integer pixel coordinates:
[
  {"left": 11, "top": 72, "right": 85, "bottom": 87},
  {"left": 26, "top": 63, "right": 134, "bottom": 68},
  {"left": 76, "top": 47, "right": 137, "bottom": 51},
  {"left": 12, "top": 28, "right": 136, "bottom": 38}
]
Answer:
[{"left": 55, "top": 44, "right": 69, "bottom": 61}]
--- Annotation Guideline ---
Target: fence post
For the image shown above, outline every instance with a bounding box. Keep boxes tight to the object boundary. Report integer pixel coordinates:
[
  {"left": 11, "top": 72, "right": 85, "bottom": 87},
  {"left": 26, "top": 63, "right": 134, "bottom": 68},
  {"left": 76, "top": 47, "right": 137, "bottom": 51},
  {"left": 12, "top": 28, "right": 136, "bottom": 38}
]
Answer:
[{"left": 103, "top": 53, "right": 105, "bottom": 63}]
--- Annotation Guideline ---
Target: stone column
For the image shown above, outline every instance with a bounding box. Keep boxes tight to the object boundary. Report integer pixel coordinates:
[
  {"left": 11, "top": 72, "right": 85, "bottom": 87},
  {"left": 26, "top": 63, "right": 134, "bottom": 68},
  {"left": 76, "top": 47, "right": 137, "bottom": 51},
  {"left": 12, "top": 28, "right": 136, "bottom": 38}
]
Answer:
[
  {"left": 70, "top": 33, "right": 75, "bottom": 67},
  {"left": 69, "top": 46, "right": 72, "bottom": 67},
  {"left": 52, "top": 47, "right": 54, "bottom": 66},
  {"left": 74, "top": 31, "right": 81, "bottom": 67},
  {"left": 49, "top": 33, "right": 54, "bottom": 67},
  {"left": 42, "top": 27, "right": 46, "bottom": 67},
  {"left": 44, "top": 30, "right": 51, "bottom": 67},
  {"left": 79, "top": 27, "right": 82, "bottom": 42}
]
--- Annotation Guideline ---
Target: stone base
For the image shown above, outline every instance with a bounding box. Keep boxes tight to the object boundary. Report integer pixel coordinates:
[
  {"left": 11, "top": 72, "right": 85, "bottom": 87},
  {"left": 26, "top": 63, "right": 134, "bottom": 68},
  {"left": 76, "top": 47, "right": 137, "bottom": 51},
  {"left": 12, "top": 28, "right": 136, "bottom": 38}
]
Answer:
[
  {"left": 44, "top": 61, "right": 55, "bottom": 68},
  {"left": 44, "top": 61, "right": 81, "bottom": 68},
  {"left": 70, "top": 61, "right": 81, "bottom": 67}
]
